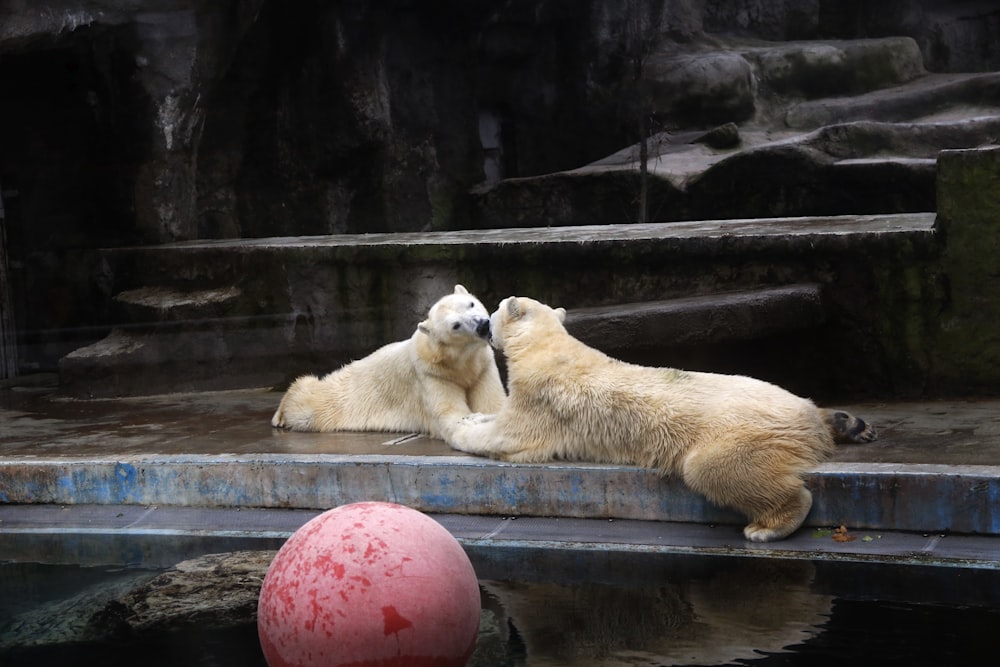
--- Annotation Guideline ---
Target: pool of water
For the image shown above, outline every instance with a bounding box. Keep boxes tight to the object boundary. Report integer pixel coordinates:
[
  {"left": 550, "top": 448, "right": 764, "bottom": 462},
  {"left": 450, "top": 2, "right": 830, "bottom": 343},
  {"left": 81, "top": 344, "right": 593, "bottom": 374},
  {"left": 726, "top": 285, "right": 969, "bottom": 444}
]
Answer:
[{"left": 2, "top": 535, "right": 998, "bottom": 666}]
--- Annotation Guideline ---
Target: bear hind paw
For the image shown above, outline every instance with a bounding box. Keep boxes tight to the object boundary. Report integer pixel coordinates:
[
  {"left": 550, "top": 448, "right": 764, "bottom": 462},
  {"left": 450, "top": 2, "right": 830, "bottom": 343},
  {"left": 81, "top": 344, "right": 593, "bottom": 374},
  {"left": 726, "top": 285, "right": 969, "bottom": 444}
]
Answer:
[
  {"left": 742, "top": 487, "right": 812, "bottom": 543},
  {"left": 743, "top": 523, "right": 794, "bottom": 543},
  {"left": 827, "top": 410, "right": 879, "bottom": 444}
]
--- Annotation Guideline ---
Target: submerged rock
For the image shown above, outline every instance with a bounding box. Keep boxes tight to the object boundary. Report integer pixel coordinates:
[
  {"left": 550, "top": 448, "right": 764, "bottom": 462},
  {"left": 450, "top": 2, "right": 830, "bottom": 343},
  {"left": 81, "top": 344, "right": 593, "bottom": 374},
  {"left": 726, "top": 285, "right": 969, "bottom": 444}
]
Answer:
[
  {"left": 86, "top": 550, "right": 277, "bottom": 639},
  {"left": 0, "top": 566, "right": 158, "bottom": 649}
]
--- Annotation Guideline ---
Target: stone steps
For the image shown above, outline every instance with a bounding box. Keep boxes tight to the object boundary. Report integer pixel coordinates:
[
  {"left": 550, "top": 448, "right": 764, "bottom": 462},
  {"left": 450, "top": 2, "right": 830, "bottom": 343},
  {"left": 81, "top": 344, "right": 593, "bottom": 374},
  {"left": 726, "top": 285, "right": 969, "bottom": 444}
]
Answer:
[
  {"left": 470, "top": 32, "right": 1000, "bottom": 228},
  {"left": 60, "top": 284, "right": 829, "bottom": 397},
  {"left": 3, "top": 379, "right": 998, "bottom": 545},
  {"left": 1, "top": 386, "right": 998, "bottom": 538},
  {"left": 0, "top": 390, "right": 1000, "bottom": 541},
  {"left": 59, "top": 283, "right": 294, "bottom": 397},
  {"left": 785, "top": 71, "right": 1000, "bottom": 129},
  {"left": 56, "top": 212, "right": 938, "bottom": 398},
  {"left": 470, "top": 114, "right": 1000, "bottom": 228}
]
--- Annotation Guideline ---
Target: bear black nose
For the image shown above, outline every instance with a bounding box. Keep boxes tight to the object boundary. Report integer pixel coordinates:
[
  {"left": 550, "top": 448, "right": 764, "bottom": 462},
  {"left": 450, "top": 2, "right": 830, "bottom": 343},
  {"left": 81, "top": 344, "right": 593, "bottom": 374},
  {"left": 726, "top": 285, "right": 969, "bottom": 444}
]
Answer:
[{"left": 476, "top": 319, "right": 490, "bottom": 339}]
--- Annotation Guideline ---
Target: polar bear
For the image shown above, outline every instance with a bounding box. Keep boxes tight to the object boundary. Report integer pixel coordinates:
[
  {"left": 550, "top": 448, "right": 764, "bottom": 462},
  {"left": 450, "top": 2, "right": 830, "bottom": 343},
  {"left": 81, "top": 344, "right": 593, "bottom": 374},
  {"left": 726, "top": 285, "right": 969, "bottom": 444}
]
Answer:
[
  {"left": 271, "top": 285, "right": 506, "bottom": 439},
  {"left": 482, "top": 559, "right": 829, "bottom": 664},
  {"left": 447, "top": 296, "right": 877, "bottom": 542}
]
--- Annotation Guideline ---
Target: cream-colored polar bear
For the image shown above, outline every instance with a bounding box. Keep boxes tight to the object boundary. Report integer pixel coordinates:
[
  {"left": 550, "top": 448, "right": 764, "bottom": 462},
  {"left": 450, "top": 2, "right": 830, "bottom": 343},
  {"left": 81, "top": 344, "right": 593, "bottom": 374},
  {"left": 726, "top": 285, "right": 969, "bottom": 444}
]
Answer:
[
  {"left": 447, "top": 296, "right": 877, "bottom": 542},
  {"left": 272, "top": 285, "right": 505, "bottom": 439}
]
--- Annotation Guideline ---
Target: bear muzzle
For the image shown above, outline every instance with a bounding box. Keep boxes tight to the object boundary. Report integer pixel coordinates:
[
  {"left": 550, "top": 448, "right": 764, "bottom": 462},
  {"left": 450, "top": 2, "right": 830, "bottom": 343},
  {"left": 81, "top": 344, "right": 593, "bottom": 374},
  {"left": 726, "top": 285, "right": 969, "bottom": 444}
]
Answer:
[{"left": 475, "top": 318, "right": 490, "bottom": 340}]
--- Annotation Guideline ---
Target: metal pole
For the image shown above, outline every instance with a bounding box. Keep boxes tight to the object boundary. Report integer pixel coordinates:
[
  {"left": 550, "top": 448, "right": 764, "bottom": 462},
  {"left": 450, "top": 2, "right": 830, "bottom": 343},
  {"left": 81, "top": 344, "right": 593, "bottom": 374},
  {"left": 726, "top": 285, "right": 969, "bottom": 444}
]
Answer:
[{"left": 0, "top": 185, "right": 18, "bottom": 379}]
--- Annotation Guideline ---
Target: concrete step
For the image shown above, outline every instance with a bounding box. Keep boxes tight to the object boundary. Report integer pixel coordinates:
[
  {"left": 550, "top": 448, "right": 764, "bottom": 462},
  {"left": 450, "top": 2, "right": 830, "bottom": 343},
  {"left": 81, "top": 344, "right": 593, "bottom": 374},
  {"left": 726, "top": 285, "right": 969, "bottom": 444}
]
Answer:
[
  {"left": 57, "top": 212, "right": 938, "bottom": 398},
  {"left": 475, "top": 115, "right": 1000, "bottom": 230},
  {"left": 1, "top": 386, "right": 998, "bottom": 538},
  {"left": 64, "top": 285, "right": 828, "bottom": 398},
  {"left": 112, "top": 285, "right": 245, "bottom": 326},
  {"left": 2, "top": 505, "right": 999, "bottom": 572},
  {"left": 785, "top": 71, "right": 1000, "bottom": 129},
  {"left": 1, "top": 452, "right": 997, "bottom": 537},
  {"left": 565, "top": 283, "right": 825, "bottom": 353}
]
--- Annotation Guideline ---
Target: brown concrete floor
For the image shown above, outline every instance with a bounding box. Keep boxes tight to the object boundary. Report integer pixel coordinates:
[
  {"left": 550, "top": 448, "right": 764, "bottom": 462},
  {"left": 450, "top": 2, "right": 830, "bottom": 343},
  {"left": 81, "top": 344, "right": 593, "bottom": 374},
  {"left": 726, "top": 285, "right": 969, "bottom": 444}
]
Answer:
[{"left": 2, "top": 376, "right": 999, "bottom": 466}]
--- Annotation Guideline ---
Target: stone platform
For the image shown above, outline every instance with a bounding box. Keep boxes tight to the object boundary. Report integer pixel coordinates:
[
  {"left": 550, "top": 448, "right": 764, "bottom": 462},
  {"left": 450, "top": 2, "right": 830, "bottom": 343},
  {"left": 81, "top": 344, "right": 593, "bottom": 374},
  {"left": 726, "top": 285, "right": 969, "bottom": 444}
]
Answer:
[{"left": 2, "top": 381, "right": 998, "bottom": 568}]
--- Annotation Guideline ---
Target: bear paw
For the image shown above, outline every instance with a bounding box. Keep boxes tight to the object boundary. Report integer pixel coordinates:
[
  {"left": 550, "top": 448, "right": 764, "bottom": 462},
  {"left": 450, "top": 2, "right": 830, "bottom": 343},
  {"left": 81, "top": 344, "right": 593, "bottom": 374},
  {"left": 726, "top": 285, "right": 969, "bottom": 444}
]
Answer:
[
  {"left": 743, "top": 524, "right": 788, "bottom": 543},
  {"left": 828, "top": 411, "right": 879, "bottom": 444}
]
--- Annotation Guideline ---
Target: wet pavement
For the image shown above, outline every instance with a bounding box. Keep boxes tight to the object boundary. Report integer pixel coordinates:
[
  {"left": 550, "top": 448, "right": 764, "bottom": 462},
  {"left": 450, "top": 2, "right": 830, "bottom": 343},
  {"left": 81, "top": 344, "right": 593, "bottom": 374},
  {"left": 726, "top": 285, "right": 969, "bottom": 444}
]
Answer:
[
  {"left": 2, "top": 378, "right": 998, "bottom": 464},
  {"left": 1, "top": 377, "right": 999, "bottom": 564}
]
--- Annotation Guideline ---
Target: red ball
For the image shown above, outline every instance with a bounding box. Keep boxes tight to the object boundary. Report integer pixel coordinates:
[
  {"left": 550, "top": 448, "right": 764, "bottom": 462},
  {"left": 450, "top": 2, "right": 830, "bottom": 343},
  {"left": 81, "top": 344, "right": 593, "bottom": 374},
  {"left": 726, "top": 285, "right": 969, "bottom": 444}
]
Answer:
[{"left": 257, "top": 502, "right": 480, "bottom": 667}]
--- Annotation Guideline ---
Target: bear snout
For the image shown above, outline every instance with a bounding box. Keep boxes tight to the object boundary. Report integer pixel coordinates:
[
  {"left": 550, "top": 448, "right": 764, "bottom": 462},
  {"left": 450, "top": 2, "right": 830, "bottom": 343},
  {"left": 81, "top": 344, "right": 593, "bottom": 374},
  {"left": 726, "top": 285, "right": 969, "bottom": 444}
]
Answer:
[{"left": 475, "top": 318, "right": 490, "bottom": 339}]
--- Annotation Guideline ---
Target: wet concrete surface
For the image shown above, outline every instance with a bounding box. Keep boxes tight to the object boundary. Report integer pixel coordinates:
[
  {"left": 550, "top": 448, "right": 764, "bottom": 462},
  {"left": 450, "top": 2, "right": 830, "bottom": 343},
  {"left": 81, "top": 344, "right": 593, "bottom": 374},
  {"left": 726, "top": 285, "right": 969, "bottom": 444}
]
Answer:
[
  {"left": 1, "top": 378, "right": 999, "bottom": 542},
  {"left": 0, "top": 382, "right": 438, "bottom": 458},
  {"left": 2, "top": 379, "right": 998, "bottom": 465},
  {"left": 2, "top": 504, "right": 999, "bottom": 571}
]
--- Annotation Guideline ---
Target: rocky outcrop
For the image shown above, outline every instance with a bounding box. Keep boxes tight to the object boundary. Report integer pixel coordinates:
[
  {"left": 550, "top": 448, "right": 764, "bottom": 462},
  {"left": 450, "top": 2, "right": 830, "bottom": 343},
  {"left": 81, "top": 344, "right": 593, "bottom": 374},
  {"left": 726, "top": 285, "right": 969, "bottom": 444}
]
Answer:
[
  {"left": 2, "top": 2, "right": 997, "bottom": 245},
  {"left": 3, "top": 1, "right": 999, "bottom": 382},
  {"left": 469, "top": 33, "right": 1000, "bottom": 228},
  {"left": 85, "top": 551, "right": 275, "bottom": 638},
  {"left": 0, "top": 550, "right": 508, "bottom": 666}
]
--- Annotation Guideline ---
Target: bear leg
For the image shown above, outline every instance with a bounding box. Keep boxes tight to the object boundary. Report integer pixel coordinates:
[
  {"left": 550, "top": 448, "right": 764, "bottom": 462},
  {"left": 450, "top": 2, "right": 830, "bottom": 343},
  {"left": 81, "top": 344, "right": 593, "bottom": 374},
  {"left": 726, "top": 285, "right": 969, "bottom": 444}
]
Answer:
[
  {"left": 446, "top": 414, "right": 550, "bottom": 462},
  {"left": 682, "top": 444, "right": 814, "bottom": 542},
  {"left": 271, "top": 375, "right": 321, "bottom": 430},
  {"left": 741, "top": 487, "right": 813, "bottom": 543}
]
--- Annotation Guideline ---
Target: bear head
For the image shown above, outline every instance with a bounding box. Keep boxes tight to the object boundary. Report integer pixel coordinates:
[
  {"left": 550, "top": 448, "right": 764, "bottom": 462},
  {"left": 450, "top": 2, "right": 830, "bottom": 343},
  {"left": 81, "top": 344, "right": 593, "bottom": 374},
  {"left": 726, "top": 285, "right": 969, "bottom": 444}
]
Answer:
[
  {"left": 417, "top": 284, "right": 492, "bottom": 343},
  {"left": 489, "top": 296, "right": 567, "bottom": 351}
]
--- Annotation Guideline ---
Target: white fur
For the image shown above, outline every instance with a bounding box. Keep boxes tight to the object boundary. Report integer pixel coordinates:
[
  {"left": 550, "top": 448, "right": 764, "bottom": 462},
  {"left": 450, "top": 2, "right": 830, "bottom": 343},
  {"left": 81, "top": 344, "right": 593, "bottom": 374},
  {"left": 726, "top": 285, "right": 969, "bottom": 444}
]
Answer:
[
  {"left": 448, "top": 295, "right": 875, "bottom": 542},
  {"left": 272, "top": 285, "right": 505, "bottom": 439}
]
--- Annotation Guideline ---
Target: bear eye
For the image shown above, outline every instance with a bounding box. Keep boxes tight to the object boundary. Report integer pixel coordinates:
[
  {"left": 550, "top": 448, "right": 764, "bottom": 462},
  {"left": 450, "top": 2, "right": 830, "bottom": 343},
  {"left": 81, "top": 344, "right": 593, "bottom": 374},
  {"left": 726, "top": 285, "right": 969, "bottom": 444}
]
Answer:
[
  {"left": 452, "top": 322, "right": 461, "bottom": 330},
  {"left": 469, "top": 302, "right": 475, "bottom": 308}
]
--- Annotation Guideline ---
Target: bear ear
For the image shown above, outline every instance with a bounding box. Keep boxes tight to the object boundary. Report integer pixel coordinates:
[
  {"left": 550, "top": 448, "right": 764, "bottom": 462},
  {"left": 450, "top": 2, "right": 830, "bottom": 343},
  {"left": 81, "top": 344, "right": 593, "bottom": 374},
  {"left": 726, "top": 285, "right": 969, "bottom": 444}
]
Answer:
[
  {"left": 554, "top": 307, "right": 567, "bottom": 322},
  {"left": 417, "top": 320, "right": 430, "bottom": 335},
  {"left": 506, "top": 297, "right": 522, "bottom": 319},
  {"left": 453, "top": 284, "right": 469, "bottom": 295}
]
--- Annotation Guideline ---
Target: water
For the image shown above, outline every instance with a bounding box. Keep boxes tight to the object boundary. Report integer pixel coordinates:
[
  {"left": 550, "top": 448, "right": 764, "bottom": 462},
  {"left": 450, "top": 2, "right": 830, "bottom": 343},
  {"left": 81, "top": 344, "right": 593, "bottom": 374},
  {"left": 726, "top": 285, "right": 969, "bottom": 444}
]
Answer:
[
  {"left": 1, "top": 539, "right": 998, "bottom": 666},
  {"left": 469, "top": 547, "right": 1000, "bottom": 666}
]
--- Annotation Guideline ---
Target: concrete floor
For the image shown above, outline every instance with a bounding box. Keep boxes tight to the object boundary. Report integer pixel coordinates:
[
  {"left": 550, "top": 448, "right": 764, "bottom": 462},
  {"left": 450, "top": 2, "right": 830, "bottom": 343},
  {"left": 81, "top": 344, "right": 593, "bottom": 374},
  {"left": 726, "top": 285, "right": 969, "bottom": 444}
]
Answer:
[
  {"left": 1, "top": 376, "right": 999, "bottom": 565},
  {"left": 2, "top": 377, "right": 999, "bottom": 465}
]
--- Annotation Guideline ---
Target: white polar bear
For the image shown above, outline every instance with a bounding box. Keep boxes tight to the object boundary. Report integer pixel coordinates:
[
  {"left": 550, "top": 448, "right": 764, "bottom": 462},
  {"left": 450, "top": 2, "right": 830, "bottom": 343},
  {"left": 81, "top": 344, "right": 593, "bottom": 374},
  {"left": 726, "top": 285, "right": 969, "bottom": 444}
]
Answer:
[
  {"left": 271, "top": 285, "right": 506, "bottom": 439},
  {"left": 447, "top": 296, "right": 877, "bottom": 542}
]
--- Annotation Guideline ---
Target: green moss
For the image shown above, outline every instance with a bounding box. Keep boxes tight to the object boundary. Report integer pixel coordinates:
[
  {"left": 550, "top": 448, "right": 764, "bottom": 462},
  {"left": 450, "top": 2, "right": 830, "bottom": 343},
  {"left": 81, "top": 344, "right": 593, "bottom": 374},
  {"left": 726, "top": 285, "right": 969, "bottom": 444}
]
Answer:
[
  {"left": 428, "top": 181, "right": 456, "bottom": 231},
  {"left": 932, "top": 147, "right": 1000, "bottom": 391}
]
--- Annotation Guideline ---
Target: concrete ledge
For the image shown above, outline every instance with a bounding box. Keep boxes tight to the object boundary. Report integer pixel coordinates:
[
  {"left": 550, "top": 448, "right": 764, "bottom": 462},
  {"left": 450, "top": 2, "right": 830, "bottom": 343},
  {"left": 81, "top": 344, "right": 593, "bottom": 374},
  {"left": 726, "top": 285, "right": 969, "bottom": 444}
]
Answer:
[
  {"left": 1, "top": 454, "right": 997, "bottom": 535},
  {"left": 3, "top": 505, "right": 999, "bottom": 573},
  {"left": 565, "top": 284, "right": 825, "bottom": 350}
]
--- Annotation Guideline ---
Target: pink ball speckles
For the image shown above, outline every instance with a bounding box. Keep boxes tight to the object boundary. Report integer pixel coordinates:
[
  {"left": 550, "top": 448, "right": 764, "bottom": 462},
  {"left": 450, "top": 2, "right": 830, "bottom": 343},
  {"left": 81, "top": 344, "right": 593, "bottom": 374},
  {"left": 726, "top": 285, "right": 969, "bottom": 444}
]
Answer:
[{"left": 257, "top": 502, "right": 480, "bottom": 667}]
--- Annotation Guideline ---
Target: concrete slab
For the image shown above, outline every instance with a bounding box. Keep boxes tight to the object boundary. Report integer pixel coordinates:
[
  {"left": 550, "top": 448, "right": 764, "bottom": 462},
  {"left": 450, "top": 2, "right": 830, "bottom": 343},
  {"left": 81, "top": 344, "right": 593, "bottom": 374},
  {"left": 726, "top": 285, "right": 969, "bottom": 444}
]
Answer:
[
  {"left": 1, "top": 382, "right": 998, "bottom": 538},
  {"left": 1, "top": 504, "right": 998, "bottom": 572}
]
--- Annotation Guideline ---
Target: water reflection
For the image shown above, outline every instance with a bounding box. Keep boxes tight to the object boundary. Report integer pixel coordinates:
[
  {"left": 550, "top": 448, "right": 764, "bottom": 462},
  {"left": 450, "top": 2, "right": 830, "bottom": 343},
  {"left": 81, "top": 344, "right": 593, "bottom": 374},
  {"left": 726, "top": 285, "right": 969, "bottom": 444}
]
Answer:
[
  {"left": 4, "top": 537, "right": 999, "bottom": 667},
  {"left": 478, "top": 559, "right": 829, "bottom": 666}
]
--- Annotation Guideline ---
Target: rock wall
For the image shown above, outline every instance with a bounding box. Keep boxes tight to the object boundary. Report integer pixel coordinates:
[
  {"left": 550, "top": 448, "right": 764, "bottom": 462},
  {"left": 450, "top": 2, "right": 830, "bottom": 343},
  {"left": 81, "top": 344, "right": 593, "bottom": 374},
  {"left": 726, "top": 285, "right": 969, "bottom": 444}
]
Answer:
[
  {"left": 705, "top": 0, "right": 1000, "bottom": 73},
  {"left": 1, "top": 0, "right": 998, "bottom": 373},
  {"left": 5, "top": 1, "right": 995, "bottom": 247}
]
